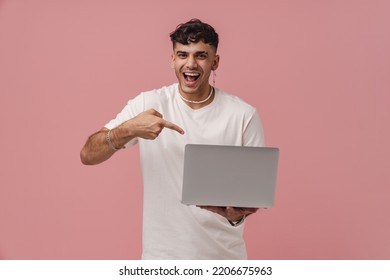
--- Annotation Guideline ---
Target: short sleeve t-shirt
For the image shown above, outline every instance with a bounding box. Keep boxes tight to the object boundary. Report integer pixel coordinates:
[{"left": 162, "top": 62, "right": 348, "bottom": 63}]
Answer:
[{"left": 105, "top": 83, "right": 264, "bottom": 259}]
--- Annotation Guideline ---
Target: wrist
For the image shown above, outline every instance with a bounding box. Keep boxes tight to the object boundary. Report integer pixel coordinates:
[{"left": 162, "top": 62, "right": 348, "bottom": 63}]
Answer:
[
  {"left": 228, "top": 215, "right": 245, "bottom": 227},
  {"left": 105, "top": 129, "right": 123, "bottom": 151},
  {"left": 120, "top": 119, "right": 138, "bottom": 139}
]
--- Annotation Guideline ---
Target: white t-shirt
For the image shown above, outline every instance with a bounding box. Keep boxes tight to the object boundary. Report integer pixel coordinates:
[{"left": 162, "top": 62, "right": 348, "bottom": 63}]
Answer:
[{"left": 105, "top": 83, "right": 264, "bottom": 259}]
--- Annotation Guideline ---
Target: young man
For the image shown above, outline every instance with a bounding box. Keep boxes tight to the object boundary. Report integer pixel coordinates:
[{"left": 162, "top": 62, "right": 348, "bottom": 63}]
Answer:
[{"left": 80, "top": 19, "right": 264, "bottom": 259}]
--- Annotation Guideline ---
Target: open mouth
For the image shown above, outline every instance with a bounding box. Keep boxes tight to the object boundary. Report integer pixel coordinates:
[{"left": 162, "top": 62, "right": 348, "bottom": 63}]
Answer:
[{"left": 183, "top": 72, "right": 200, "bottom": 83}]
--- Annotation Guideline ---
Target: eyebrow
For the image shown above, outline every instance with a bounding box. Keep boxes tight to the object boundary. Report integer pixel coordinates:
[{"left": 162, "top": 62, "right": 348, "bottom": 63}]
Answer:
[
  {"left": 196, "top": 51, "right": 208, "bottom": 56},
  {"left": 176, "top": 50, "right": 209, "bottom": 56}
]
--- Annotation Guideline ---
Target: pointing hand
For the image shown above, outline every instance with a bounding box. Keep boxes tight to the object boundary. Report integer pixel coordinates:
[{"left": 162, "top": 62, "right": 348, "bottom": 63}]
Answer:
[{"left": 128, "top": 109, "right": 184, "bottom": 140}]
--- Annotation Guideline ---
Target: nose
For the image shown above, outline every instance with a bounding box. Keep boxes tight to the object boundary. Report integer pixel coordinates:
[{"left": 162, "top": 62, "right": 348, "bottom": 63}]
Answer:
[{"left": 186, "top": 55, "right": 197, "bottom": 69}]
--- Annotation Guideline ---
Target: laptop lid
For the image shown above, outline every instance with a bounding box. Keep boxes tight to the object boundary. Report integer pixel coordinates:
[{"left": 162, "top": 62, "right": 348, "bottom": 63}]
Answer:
[{"left": 181, "top": 144, "right": 279, "bottom": 208}]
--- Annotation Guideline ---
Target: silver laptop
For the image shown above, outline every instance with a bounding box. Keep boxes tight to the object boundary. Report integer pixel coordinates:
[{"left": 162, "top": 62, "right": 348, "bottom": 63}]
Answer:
[{"left": 181, "top": 144, "right": 279, "bottom": 208}]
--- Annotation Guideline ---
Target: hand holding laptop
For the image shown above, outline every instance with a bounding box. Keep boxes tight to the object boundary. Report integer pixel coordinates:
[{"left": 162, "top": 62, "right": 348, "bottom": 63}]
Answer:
[{"left": 198, "top": 206, "right": 259, "bottom": 221}]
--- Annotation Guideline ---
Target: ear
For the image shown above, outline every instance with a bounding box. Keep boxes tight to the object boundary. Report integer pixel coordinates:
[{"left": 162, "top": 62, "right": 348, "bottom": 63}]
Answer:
[
  {"left": 212, "top": 54, "right": 220, "bottom": 71},
  {"left": 170, "top": 54, "right": 175, "bottom": 69}
]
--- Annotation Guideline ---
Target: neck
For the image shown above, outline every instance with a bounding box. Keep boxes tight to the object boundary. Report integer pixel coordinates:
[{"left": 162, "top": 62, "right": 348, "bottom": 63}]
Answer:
[{"left": 179, "top": 85, "right": 215, "bottom": 109}]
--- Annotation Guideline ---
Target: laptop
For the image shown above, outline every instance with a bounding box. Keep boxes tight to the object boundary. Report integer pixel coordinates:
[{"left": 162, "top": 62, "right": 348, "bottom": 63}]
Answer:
[{"left": 181, "top": 144, "right": 279, "bottom": 208}]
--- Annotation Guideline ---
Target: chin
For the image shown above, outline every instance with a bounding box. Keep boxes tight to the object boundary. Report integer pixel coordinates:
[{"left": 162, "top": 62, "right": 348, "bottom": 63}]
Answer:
[{"left": 180, "top": 84, "right": 198, "bottom": 94}]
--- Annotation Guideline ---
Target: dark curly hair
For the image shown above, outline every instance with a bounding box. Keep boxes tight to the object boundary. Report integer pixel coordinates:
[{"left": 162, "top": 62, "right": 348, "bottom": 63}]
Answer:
[{"left": 169, "top": 19, "right": 219, "bottom": 51}]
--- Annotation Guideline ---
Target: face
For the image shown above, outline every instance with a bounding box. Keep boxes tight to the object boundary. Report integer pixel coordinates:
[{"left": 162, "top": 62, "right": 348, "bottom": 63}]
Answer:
[{"left": 171, "top": 41, "right": 219, "bottom": 98}]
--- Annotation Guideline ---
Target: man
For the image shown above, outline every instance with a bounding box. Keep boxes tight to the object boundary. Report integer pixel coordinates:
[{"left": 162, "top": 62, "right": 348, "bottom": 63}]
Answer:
[{"left": 80, "top": 19, "right": 264, "bottom": 259}]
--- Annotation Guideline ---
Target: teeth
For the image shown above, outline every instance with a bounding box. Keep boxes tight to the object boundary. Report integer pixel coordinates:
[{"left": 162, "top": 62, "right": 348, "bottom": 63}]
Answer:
[{"left": 184, "top": 73, "right": 200, "bottom": 76}]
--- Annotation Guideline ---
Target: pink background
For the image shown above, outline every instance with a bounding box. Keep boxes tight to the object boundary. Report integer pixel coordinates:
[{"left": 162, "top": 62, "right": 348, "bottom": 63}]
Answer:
[{"left": 1, "top": 0, "right": 389, "bottom": 259}]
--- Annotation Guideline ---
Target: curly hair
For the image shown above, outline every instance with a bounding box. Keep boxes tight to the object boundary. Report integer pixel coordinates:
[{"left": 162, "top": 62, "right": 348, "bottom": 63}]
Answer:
[{"left": 169, "top": 19, "right": 219, "bottom": 51}]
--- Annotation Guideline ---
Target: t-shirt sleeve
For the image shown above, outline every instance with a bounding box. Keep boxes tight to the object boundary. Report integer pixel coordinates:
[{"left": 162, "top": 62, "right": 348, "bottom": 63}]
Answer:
[
  {"left": 242, "top": 110, "right": 265, "bottom": 147},
  {"left": 104, "top": 93, "right": 145, "bottom": 148}
]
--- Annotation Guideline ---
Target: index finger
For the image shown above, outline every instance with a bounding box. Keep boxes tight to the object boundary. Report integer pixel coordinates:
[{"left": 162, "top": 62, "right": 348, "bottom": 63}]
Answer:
[{"left": 162, "top": 119, "right": 185, "bottom": 135}]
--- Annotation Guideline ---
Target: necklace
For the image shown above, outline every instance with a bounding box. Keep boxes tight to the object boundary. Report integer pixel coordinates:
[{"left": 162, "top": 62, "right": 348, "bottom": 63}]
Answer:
[{"left": 179, "top": 86, "right": 214, "bottom": 104}]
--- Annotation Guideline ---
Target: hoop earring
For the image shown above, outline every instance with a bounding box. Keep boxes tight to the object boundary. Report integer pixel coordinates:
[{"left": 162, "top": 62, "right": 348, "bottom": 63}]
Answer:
[{"left": 212, "top": 70, "right": 216, "bottom": 87}]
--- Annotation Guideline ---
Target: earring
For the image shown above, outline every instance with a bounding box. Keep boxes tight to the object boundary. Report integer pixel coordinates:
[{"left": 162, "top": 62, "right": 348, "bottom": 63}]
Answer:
[{"left": 212, "top": 70, "right": 216, "bottom": 87}]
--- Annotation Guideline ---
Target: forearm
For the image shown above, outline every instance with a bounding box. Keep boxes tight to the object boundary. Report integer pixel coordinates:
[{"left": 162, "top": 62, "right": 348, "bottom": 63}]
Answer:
[
  {"left": 80, "top": 108, "right": 184, "bottom": 165},
  {"left": 80, "top": 125, "right": 134, "bottom": 165}
]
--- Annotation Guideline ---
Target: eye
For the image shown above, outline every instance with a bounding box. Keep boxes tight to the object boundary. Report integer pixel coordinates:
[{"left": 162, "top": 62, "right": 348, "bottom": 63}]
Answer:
[
  {"left": 177, "top": 52, "right": 187, "bottom": 58},
  {"left": 197, "top": 53, "right": 207, "bottom": 59}
]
